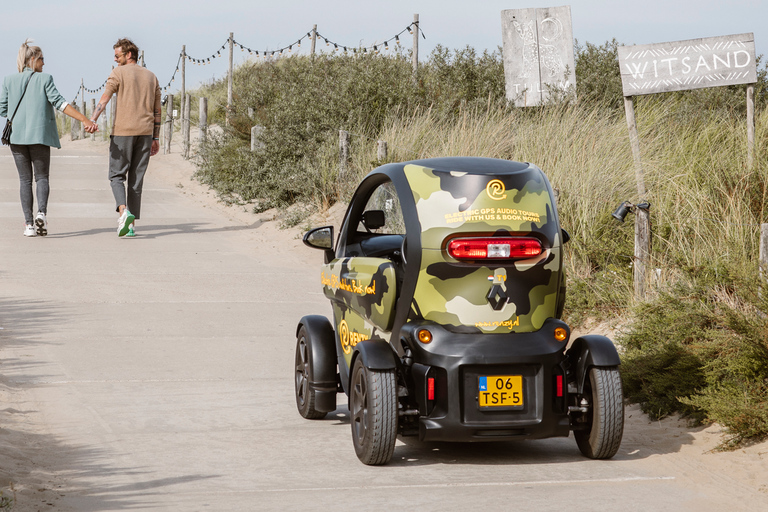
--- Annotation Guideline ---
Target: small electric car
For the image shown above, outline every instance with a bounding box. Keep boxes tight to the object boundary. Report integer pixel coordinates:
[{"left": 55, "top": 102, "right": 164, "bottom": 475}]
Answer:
[{"left": 296, "top": 157, "right": 623, "bottom": 465}]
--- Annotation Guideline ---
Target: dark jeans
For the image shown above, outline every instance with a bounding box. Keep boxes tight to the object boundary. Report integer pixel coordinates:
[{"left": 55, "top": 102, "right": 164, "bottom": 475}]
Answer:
[
  {"left": 109, "top": 135, "right": 152, "bottom": 220},
  {"left": 10, "top": 144, "right": 50, "bottom": 225}
]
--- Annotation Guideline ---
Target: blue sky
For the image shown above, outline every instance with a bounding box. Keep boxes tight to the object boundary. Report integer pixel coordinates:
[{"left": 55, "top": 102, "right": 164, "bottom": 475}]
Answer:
[{"left": 1, "top": 0, "right": 765, "bottom": 110}]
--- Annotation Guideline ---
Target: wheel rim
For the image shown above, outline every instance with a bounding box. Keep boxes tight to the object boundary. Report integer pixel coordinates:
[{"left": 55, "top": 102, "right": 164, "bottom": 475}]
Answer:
[
  {"left": 295, "top": 336, "right": 310, "bottom": 407},
  {"left": 351, "top": 365, "right": 368, "bottom": 444}
]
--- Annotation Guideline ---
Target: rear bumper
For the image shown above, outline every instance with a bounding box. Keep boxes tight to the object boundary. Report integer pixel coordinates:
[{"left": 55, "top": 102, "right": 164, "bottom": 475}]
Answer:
[{"left": 401, "top": 318, "right": 571, "bottom": 442}]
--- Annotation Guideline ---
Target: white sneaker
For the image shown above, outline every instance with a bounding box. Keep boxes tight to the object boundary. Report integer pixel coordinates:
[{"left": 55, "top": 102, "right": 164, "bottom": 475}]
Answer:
[
  {"left": 117, "top": 209, "right": 135, "bottom": 237},
  {"left": 35, "top": 212, "right": 48, "bottom": 236},
  {"left": 23, "top": 224, "right": 36, "bottom": 237}
]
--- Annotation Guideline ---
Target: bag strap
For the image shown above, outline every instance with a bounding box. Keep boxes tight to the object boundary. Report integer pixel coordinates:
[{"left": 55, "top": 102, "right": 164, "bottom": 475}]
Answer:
[{"left": 8, "top": 71, "right": 36, "bottom": 123}]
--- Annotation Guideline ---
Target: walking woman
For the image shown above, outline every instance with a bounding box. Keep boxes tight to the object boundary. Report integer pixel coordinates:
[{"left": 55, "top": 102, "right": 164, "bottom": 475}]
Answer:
[{"left": 0, "top": 39, "right": 97, "bottom": 237}]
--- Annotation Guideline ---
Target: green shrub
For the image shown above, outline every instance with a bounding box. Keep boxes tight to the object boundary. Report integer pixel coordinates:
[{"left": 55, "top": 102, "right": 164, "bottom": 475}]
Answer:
[
  {"left": 0, "top": 488, "right": 13, "bottom": 510},
  {"left": 623, "top": 342, "right": 707, "bottom": 420},
  {"left": 619, "top": 289, "right": 711, "bottom": 419},
  {"left": 620, "top": 281, "right": 768, "bottom": 447},
  {"left": 574, "top": 39, "right": 623, "bottom": 111}
]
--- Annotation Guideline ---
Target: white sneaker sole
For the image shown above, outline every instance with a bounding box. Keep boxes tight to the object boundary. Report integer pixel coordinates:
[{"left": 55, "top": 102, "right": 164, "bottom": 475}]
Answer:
[{"left": 35, "top": 217, "right": 47, "bottom": 236}]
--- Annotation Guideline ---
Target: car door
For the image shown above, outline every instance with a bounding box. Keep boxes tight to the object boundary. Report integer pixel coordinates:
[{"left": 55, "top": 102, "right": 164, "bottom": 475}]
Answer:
[{"left": 321, "top": 180, "right": 404, "bottom": 369}]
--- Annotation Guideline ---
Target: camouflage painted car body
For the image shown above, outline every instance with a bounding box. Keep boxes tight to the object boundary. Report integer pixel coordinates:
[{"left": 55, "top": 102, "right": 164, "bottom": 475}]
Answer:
[
  {"left": 321, "top": 257, "right": 397, "bottom": 367},
  {"left": 318, "top": 157, "right": 566, "bottom": 385},
  {"left": 404, "top": 162, "right": 564, "bottom": 334}
]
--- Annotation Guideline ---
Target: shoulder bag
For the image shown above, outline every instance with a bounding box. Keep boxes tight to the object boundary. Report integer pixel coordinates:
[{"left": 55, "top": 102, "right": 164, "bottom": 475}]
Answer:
[{"left": 2, "top": 71, "right": 35, "bottom": 145}]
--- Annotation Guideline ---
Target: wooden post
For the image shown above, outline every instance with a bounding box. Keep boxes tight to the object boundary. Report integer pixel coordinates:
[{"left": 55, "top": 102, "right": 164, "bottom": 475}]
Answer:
[
  {"left": 634, "top": 206, "right": 651, "bottom": 299},
  {"left": 760, "top": 224, "right": 768, "bottom": 297},
  {"left": 90, "top": 99, "right": 96, "bottom": 141},
  {"left": 624, "top": 95, "right": 651, "bottom": 300},
  {"left": 181, "top": 94, "right": 187, "bottom": 155},
  {"left": 377, "top": 140, "right": 388, "bottom": 162},
  {"left": 78, "top": 79, "right": 84, "bottom": 140},
  {"left": 164, "top": 94, "right": 174, "bottom": 154},
  {"left": 227, "top": 32, "right": 234, "bottom": 125},
  {"left": 70, "top": 103, "right": 80, "bottom": 141},
  {"left": 80, "top": 100, "right": 86, "bottom": 140},
  {"left": 180, "top": 45, "right": 186, "bottom": 133},
  {"left": 199, "top": 96, "right": 208, "bottom": 144},
  {"left": 99, "top": 106, "right": 108, "bottom": 141},
  {"left": 339, "top": 130, "right": 350, "bottom": 179},
  {"left": 747, "top": 84, "right": 755, "bottom": 170},
  {"left": 251, "top": 125, "right": 264, "bottom": 152},
  {"left": 183, "top": 94, "right": 191, "bottom": 159},
  {"left": 89, "top": 99, "right": 96, "bottom": 139},
  {"left": 311, "top": 24, "right": 317, "bottom": 56},
  {"left": 412, "top": 14, "right": 419, "bottom": 75},
  {"left": 110, "top": 94, "right": 117, "bottom": 131}
]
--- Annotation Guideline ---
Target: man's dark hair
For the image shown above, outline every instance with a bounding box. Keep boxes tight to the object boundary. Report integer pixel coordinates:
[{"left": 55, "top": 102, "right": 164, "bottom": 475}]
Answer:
[{"left": 114, "top": 38, "right": 139, "bottom": 61}]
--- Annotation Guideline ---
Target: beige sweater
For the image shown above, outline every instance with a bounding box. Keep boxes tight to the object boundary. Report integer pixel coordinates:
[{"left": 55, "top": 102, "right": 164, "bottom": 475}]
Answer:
[{"left": 104, "top": 63, "right": 161, "bottom": 136}]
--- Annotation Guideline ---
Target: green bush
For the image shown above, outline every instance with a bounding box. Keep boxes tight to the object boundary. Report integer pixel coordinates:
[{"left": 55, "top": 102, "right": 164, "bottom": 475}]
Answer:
[
  {"left": 574, "top": 39, "right": 623, "bottom": 111},
  {"left": 619, "top": 288, "right": 712, "bottom": 419},
  {"left": 193, "top": 51, "right": 421, "bottom": 208},
  {"left": 620, "top": 282, "right": 768, "bottom": 447}
]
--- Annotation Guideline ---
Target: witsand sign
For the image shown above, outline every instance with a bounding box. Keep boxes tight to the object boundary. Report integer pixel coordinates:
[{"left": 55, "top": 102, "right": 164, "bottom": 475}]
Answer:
[
  {"left": 619, "top": 33, "right": 758, "bottom": 299},
  {"left": 618, "top": 33, "right": 757, "bottom": 96}
]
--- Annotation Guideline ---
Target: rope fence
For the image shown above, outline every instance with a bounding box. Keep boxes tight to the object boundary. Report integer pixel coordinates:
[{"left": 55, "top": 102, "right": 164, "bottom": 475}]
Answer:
[
  {"left": 73, "top": 19, "right": 424, "bottom": 101},
  {"left": 67, "top": 17, "right": 425, "bottom": 154}
]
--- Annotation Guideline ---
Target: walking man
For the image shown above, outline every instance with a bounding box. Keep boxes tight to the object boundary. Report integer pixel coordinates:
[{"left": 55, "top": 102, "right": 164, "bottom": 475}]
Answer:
[{"left": 90, "top": 38, "right": 161, "bottom": 237}]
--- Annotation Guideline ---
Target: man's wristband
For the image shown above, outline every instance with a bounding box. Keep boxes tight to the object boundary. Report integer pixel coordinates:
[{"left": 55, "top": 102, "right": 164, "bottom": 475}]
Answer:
[{"left": 153, "top": 137, "right": 159, "bottom": 140}]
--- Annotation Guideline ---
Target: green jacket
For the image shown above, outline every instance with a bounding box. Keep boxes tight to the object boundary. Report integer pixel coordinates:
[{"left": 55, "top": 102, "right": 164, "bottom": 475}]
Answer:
[{"left": 0, "top": 67, "right": 67, "bottom": 148}]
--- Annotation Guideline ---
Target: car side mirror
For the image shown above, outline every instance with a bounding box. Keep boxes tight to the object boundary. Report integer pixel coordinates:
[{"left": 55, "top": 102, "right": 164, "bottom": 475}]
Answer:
[
  {"left": 362, "top": 210, "right": 386, "bottom": 230},
  {"left": 303, "top": 226, "right": 335, "bottom": 262},
  {"left": 561, "top": 228, "right": 570, "bottom": 244}
]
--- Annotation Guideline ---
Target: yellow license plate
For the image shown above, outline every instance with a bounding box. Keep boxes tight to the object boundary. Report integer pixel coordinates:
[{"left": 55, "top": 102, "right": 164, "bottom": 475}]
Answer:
[{"left": 478, "top": 375, "right": 523, "bottom": 408}]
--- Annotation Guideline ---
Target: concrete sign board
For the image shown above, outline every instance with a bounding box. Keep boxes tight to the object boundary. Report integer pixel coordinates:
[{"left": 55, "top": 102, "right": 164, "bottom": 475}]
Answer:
[
  {"left": 501, "top": 6, "right": 576, "bottom": 107},
  {"left": 618, "top": 33, "right": 757, "bottom": 96}
]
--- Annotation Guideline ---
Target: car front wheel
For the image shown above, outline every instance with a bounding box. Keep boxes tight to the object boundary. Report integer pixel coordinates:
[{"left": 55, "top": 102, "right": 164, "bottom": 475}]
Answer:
[{"left": 294, "top": 326, "right": 327, "bottom": 420}]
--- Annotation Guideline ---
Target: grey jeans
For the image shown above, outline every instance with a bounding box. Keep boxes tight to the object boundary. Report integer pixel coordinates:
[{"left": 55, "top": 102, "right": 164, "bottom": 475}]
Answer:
[
  {"left": 10, "top": 144, "right": 50, "bottom": 225},
  {"left": 109, "top": 135, "right": 152, "bottom": 220}
]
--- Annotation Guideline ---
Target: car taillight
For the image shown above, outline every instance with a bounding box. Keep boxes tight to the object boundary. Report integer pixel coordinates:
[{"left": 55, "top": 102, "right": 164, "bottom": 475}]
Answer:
[
  {"left": 428, "top": 378, "right": 435, "bottom": 401},
  {"left": 447, "top": 237, "right": 543, "bottom": 260}
]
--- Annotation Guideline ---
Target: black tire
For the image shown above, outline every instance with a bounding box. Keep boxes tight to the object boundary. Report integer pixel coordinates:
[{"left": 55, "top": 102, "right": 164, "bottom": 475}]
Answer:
[
  {"left": 574, "top": 366, "right": 624, "bottom": 459},
  {"left": 294, "top": 327, "right": 327, "bottom": 420},
  {"left": 349, "top": 357, "right": 398, "bottom": 465}
]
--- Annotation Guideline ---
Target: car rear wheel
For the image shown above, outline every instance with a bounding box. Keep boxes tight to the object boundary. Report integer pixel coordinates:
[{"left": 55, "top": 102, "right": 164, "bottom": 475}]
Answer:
[
  {"left": 575, "top": 366, "right": 624, "bottom": 459},
  {"left": 350, "top": 357, "right": 398, "bottom": 465},
  {"left": 295, "top": 326, "right": 327, "bottom": 419}
]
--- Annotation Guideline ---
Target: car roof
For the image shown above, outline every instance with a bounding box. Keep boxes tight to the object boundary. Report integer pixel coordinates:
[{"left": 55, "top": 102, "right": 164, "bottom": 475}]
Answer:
[{"left": 395, "top": 157, "right": 531, "bottom": 175}]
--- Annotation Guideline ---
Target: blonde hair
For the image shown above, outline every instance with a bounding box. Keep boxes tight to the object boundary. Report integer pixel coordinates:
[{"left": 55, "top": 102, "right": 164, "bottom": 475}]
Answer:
[{"left": 17, "top": 39, "right": 43, "bottom": 73}]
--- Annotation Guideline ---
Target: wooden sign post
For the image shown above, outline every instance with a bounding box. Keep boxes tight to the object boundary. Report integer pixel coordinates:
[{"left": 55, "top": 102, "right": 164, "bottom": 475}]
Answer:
[
  {"left": 618, "top": 33, "right": 757, "bottom": 299},
  {"left": 227, "top": 32, "right": 234, "bottom": 126}
]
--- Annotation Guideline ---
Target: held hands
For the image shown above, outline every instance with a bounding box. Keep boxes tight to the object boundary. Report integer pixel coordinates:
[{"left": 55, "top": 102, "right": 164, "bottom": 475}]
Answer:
[{"left": 84, "top": 120, "right": 99, "bottom": 134}]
